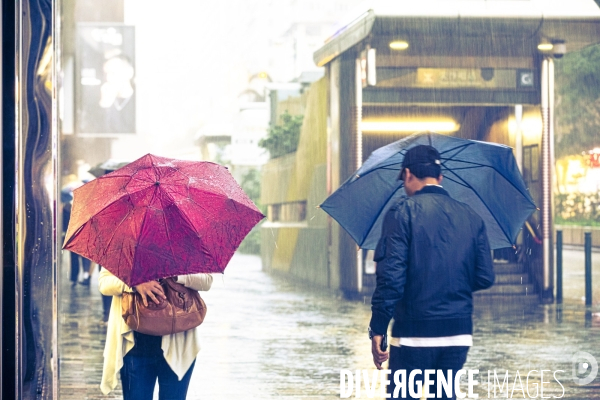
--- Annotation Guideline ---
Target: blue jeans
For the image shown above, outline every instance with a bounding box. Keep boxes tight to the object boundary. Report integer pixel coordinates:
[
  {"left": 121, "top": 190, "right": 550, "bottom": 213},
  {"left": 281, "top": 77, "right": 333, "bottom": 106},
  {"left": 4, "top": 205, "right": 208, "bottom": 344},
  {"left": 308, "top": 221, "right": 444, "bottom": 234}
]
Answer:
[
  {"left": 387, "top": 345, "right": 469, "bottom": 400},
  {"left": 120, "top": 350, "right": 195, "bottom": 400}
]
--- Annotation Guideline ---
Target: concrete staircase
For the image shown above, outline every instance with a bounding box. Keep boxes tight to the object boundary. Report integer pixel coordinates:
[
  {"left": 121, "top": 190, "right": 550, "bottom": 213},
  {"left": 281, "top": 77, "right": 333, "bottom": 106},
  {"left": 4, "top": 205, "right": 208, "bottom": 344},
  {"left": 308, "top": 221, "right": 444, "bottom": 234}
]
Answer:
[{"left": 475, "top": 261, "right": 537, "bottom": 300}]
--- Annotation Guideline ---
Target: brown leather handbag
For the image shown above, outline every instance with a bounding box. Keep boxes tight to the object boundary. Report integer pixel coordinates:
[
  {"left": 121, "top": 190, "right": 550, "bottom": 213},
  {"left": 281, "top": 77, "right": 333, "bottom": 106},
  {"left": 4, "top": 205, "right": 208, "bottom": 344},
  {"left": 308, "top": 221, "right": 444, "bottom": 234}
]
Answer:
[{"left": 121, "top": 277, "right": 207, "bottom": 336}]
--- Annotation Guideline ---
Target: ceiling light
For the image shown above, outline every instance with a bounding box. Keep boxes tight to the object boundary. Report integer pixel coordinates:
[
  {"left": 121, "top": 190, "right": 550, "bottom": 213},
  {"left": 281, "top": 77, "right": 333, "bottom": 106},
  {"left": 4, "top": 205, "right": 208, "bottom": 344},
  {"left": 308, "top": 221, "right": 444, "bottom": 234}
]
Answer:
[
  {"left": 537, "top": 43, "right": 554, "bottom": 51},
  {"left": 362, "top": 120, "right": 459, "bottom": 134},
  {"left": 389, "top": 41, "right": 409, "bottom": 51}
]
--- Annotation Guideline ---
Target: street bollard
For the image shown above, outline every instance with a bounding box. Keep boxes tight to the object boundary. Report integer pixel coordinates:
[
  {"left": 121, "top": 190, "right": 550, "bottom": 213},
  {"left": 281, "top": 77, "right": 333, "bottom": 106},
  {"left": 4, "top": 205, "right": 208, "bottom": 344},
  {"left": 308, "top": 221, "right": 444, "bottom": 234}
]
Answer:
[
  {"left": 585, "top": 232, "right": 592, "bottom": 307},
  {"left": 556, "top": 230, "right": 563, "bottom": 304}
]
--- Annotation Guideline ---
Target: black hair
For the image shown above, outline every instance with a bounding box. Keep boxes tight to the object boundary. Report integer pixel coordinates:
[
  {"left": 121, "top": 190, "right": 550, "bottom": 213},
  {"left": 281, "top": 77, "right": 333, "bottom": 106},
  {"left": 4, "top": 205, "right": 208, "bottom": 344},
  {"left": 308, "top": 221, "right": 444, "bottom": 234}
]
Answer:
[{"left": 407, "top": 163, "right": 441, "bottom": 179}]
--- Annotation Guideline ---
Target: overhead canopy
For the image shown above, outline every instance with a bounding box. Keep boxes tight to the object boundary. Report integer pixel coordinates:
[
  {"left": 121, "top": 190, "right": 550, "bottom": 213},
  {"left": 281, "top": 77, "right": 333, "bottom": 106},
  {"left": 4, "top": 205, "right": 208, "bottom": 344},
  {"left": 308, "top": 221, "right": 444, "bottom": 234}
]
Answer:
[{"left": 314, "top": 0, "right": 600, "bottom": 66}]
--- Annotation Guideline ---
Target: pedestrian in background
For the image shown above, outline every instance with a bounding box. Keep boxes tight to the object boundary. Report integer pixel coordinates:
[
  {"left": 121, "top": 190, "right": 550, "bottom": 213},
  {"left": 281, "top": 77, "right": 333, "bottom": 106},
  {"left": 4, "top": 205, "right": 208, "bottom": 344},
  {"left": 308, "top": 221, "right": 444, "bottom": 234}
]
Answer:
[
  {"left": 368, "top": 145, "right": 495, "bottom": 399},
  {"left": 62, "top": 189, "right": 93, "bottom": 287}
]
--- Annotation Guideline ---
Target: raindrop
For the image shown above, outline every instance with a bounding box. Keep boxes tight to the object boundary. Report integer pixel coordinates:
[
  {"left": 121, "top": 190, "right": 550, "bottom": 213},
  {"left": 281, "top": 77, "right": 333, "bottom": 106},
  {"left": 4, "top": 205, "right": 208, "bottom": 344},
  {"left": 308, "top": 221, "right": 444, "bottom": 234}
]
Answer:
[{"left": 270, "top": 228, "right": 278, "bottom": 248}]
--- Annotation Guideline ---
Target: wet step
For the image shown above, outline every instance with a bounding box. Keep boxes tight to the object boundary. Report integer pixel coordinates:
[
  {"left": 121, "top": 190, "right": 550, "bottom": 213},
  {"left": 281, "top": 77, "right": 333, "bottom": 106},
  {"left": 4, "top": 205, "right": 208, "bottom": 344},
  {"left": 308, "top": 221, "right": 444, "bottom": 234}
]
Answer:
[
  {"left": 494, "top": 273, "right": 529, "bottom": 284},
  {"left": 493, "top": 262, "right": 525, "bottom": 274},
  {"left": 473, "top": 293, "right": 540, "bottom": 306},
  {"left": 477, "top": 283, "right": 535, "bottom": 295}
]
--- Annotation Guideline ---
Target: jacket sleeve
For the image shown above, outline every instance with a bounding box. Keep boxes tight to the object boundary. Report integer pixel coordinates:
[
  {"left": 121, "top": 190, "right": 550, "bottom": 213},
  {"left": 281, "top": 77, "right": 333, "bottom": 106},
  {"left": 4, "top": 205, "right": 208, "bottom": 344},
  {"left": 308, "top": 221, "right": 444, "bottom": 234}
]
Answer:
[
  {"left": 471, "top": 221, "right": 495, "bottom": 292},
  {"left": 369, "top": 205, "right": 410, "bottom": 336},
  {"left": 178, "top": 273, "right": 213, "bottom": 292},
  {"left": 98, "top": 267, "right": 132, "bottom": 296}
]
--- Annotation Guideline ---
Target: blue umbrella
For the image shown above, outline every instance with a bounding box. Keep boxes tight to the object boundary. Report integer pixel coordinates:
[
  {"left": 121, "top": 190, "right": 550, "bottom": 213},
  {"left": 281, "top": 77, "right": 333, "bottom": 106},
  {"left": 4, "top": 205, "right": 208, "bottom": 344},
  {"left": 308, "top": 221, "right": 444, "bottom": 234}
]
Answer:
[{"left": 320, "top": 132, "right": 538, "bottom": 250}]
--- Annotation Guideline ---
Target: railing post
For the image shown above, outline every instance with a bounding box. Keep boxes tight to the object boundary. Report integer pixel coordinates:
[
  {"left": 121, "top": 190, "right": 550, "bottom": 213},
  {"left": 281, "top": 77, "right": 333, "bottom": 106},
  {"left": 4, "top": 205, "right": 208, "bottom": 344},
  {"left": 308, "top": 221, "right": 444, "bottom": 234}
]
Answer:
[
  {"left": 585, "top": 232, "right": 592, "bottom": 307},
  {"left": 556, "top": 230, "right": 563, "bottom": 304}
]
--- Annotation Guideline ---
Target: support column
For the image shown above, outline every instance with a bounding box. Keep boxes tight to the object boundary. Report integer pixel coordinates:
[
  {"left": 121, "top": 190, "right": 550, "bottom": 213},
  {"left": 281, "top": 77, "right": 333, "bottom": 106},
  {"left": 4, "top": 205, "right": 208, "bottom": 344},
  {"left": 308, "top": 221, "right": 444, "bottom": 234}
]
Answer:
[
  {"left": 3, "top": 0, "right": 57, "bottom": 398},
  {"left": 515, "top": 104, "right": 523, "bottom": 172},
  {"left": 540, "top": 57, "right": 555, "bottom": 302},
  {"left": 354, "top": 58, "right": 363, "bottom": 294},
  {"left": 334, "top": 52, "right": 362, "bottom": 297}
]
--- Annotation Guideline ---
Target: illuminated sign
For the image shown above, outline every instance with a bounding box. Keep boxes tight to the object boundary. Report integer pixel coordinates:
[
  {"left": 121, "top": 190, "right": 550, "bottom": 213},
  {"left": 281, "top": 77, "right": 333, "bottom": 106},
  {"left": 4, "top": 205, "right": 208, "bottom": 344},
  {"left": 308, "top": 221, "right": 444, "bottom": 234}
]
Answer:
[
  {"left": 416, "top": 68, "right": 515, "bottom": 88},
  {"left": 517, "top": 70, "right": 535, "bottom": 88},
  {"left": 375, "top": 68, "right": 535, "bottom": 89}
]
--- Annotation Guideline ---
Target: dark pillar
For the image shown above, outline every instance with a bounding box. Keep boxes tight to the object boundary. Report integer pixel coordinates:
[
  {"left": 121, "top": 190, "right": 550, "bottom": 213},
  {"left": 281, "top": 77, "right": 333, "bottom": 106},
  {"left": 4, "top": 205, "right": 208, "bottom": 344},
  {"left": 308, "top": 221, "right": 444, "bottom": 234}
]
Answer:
[
  {"left": 585, "top": 232, "right": 592, "bottom": 307},
  {"left": 3, "top": 0, "right": 56, "bottom": 398},
  {"left": 556, "top": 230, "right": 563, "bottom": 304},
  {"left": 2, "top": 0, "right": 17, "bottom": 397},
  {"left": 337, "top": 51, "right": 361, "bottom": 296}
]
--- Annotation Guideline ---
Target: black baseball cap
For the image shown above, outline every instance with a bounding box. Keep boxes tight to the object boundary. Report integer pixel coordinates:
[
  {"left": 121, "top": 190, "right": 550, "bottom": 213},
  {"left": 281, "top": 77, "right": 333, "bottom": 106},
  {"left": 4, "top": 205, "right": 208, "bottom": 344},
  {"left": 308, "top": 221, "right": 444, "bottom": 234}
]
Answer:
[{"left": 399, "top": 145, "right": 442, "bottom": 180}]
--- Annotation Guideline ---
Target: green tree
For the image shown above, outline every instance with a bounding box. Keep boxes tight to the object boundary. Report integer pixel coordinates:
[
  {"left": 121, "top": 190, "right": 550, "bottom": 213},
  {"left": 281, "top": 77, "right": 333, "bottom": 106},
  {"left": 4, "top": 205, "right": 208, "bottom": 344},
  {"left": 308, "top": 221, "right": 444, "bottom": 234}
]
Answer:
[
  {"left": 555, "top": 44, "right": 600, "bottom": 157},
  {"left": 236, "top": 168, "right": 263, "bottom": 255},
  {"left": 258, "top": 111, "right": 304, "bottom": 158}
]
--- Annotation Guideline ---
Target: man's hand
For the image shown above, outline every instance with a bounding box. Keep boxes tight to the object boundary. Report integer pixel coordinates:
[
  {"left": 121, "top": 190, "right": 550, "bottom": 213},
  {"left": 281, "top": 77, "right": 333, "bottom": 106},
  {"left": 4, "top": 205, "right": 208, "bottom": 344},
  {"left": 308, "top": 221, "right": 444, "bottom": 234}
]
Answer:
[
  {"left": 371, "top": 335, "right": 389, "bottom": 370},
  {"left": 134, "top": 281, "right": 166, "bottom": 307}
]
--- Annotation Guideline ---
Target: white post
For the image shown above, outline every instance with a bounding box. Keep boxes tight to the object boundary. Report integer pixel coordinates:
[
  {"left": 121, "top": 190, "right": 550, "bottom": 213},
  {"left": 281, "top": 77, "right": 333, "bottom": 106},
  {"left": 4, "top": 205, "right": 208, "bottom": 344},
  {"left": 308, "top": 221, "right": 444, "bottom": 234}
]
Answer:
[
  {"left": 355, "top": 58, "right": 363, "bottom": 293},
  {"left": 515, "top": 105, "right": 523, "bottom": 172},
  {"left": 541, "top": 58, "right": 555, "bottom": 301}
]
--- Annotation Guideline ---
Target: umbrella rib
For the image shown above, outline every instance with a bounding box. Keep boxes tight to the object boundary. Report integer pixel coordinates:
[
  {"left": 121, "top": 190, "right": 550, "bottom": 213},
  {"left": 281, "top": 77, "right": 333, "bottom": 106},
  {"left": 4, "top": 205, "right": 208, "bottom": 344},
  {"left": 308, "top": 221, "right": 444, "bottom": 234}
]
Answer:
[
  {"left": 359, "top": 144, "right": 473, "bottom": 177},
  {"left": 443, "top": 160, "right": 535, "bottom": 204},
  {"left": 129, "top": 185, "right": 175, "bottom": 282},
  {"left": 439, "top": 144, "right": 535, "bottom": 203},
  {"left": 94, "top": 202, "right": 138, "bottom": 278},
  {"left": 159, "top": 200, "right": 181, "bottom": 277},
  {"left": 440, "top": 174, "right": 470, "bottom": 188},
  {"left": 443, "top": 165, "right": 485, "bottom": 171},
  {"left": 361, "top": 182, "right": 406, "bottom": 247},
  {"left": 439, "top": 143, "right": 473, "bottom": 159},
  {"left": 443, "top": 168, "right": 515, "bottom": 245}
]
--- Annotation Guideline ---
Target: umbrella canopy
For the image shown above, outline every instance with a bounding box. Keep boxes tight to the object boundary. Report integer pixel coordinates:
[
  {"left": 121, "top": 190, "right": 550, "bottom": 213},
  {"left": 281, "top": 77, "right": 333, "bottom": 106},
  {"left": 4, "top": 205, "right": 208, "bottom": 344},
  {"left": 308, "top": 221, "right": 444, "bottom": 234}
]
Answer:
[
  {"left": 320, "top": 132, "right": 537, "bottom": 250},
  {"left": 63, "top": 154, "right": 264, "bottom": 286}
]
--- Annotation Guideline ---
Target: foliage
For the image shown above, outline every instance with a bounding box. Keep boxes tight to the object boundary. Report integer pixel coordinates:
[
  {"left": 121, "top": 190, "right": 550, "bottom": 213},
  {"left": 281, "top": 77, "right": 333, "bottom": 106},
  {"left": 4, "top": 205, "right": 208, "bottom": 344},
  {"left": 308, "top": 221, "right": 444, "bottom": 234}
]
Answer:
[
  {"left": 236, "top": 168, "right": 263, "bottom": 255},
  {"left": 258, "top": 111, "right": 304, "bottom": 158},
  {"left": 555, "top": 44, "right": 600, "bottom": 157},
  {"left": 555, "top": 192, "right": 600, "bottom": 225}
]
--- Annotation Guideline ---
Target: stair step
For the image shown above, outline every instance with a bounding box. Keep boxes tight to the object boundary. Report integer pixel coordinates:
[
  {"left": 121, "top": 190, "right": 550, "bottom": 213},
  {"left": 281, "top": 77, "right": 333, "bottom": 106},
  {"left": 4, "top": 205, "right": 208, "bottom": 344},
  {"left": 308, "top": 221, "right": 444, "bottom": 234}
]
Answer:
[
  {"left": 493, "top": 262, "right": 525, "bottom": 274},
  {"left": 495, "top": 273, "right": 529, "bottom": 284},
  {"left": 477, "top": 284, "right": 535, "bottom": 295},
  {"left": 473, "top": 294, "right": 540, "bottom": 307}
]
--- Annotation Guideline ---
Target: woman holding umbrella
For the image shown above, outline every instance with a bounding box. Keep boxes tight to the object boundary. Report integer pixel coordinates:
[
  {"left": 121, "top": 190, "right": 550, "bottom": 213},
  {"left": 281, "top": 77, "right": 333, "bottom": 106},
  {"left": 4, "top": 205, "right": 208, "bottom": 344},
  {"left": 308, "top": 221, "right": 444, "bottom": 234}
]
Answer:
[
  {"left": 99, "top": 269, "right": 212, "bottom": 399},
  {"left": 62, "top": 154, "right": 265, "bottom": 399}
]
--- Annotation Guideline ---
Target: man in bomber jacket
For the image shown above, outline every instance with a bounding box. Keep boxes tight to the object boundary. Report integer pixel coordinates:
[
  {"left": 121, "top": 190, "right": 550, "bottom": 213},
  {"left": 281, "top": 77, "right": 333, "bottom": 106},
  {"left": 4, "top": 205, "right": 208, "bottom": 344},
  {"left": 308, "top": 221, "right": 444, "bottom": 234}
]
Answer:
[{"left": 368, "top": 145, "right": 495, "bottom": 399}]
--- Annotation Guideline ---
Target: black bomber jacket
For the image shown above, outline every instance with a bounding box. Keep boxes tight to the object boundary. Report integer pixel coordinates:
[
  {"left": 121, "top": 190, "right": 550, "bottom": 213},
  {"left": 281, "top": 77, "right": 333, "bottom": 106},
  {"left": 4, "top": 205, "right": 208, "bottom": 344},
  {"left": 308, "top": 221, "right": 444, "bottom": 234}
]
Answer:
[{"left": 369, "top": 185, "right": 495, "bottom": 338}]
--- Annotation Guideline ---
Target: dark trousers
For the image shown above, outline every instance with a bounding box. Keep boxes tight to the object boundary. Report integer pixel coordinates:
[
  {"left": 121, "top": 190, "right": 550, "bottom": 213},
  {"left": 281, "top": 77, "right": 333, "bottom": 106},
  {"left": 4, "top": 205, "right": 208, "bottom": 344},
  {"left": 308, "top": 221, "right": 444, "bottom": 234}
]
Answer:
[
  {"left": 99, "top": 265, "right": 111, "bottom": 321},
  {"left": 69, "top": 251, "right": 90, "bottom": 282},
  {"left": 387, "top": 345, "right": 469, "bottom": 400},
  {"left": 120, "top": 333, "right": 195, "bottom": 400}
]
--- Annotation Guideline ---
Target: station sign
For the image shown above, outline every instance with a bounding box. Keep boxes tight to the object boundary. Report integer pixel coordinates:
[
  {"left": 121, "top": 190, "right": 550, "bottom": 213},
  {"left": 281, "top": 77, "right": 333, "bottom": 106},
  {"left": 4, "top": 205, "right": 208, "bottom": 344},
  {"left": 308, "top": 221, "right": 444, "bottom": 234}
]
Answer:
[{"left": 375, "top": 67, "right": 536, "bottom": 90}]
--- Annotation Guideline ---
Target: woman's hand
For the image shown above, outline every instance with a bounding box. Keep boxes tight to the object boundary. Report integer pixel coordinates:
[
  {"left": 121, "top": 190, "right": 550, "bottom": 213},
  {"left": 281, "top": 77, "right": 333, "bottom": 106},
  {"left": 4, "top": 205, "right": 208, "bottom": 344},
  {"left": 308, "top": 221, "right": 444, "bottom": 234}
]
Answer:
[{"left": 134, "top": 281, "right": 166, "bottom": 307}]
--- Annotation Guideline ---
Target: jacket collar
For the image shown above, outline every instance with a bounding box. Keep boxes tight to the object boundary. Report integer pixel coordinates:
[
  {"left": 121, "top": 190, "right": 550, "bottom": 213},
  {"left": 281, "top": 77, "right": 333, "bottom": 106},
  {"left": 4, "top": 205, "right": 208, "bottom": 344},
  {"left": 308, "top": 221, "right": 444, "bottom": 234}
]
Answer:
[{"left": 414, "top": 185, "right": 450, "bottom": 197}]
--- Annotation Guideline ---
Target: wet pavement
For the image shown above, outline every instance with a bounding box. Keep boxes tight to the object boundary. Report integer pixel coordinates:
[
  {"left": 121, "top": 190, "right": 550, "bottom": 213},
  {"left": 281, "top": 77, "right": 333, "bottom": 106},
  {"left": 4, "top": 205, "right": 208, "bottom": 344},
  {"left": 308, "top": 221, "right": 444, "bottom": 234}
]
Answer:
[{"left": 59, "top": 250, "right": 600, "bottom": 399}]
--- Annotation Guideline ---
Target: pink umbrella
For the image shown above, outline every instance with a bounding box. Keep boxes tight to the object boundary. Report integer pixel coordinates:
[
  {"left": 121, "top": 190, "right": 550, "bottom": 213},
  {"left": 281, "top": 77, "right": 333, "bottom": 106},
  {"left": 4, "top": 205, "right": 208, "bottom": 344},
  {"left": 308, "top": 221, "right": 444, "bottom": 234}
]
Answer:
[{"left": 63, "top": 154, "right": 264, "bottom": 287}]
